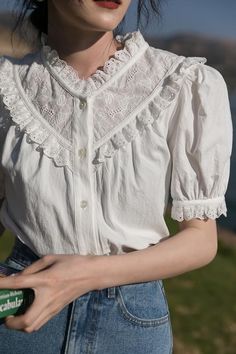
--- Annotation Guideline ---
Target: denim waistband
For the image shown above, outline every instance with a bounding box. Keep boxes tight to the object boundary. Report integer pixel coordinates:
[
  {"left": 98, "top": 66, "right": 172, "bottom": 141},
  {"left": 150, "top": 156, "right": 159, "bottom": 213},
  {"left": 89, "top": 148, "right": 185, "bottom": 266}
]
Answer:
[{"left": 7, "top": 237, "right": 40, "bottom": 265}]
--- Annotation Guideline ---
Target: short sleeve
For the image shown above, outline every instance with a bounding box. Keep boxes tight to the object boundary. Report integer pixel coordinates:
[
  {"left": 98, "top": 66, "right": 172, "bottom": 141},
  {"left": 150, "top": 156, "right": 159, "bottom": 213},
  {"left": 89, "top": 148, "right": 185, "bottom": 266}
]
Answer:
[{"left": 168, "top": 62, "right": 233, "bottom": 221}]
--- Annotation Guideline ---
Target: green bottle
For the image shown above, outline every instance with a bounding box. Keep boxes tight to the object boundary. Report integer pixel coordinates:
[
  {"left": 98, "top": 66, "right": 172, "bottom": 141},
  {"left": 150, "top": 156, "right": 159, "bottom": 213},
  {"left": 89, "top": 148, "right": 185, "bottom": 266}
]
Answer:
[{"left": 0, "top": 263, "right": 35, "bottom": 320}]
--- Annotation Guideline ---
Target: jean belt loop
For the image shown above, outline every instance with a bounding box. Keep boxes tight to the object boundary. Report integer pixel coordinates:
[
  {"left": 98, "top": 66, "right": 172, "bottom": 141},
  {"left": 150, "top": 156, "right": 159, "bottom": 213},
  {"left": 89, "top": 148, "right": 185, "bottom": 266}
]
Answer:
[{"left": 107, "top": 286, "right": 116, "bottom": 298}]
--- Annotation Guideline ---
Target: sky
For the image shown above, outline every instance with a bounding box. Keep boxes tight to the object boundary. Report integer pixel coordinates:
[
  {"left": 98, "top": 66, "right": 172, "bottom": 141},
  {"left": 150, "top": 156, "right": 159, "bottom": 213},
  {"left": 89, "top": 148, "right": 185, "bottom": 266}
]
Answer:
[
  {"left": 0, "top": 0, "right": 236, "bottom": 40},
  {"left": 124, "top": 0, "right": 236, "bottom": 40}
]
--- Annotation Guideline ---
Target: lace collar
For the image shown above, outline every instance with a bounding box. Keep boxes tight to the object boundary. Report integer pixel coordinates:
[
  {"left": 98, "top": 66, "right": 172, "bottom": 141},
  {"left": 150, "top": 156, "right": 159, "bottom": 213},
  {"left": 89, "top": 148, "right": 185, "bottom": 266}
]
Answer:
[{"left": 40, "top": 30, "right": 149, "bottom": 97}]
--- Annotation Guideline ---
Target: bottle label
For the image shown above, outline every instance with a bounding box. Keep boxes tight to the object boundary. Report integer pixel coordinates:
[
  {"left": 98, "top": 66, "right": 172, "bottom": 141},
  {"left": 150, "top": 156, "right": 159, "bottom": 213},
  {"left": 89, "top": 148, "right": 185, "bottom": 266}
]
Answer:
[{"left": 0, "top": 263, "right": 34, "bottom": 319}]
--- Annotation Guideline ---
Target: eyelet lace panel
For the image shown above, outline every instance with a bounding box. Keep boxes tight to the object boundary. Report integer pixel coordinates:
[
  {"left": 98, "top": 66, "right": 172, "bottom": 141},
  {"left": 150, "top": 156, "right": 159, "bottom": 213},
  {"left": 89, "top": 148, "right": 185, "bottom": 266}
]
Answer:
[
  {"left": 171, "top": 196, "right": 227, "bottom": 221},
  {"left": 41, "top": 30, "right": 148, "bottom": 97},
  {"left": 0, "top": 54, "right": 207, "bottom": 174},
  {"left": 18, "top": 56, "right": 74, "bottom": 143},
  {"left": 0, "top": 57, "right": 74, "bottom": 171},
  {"left": 92, "top": 56, "right": 207, "bottom": 172}
]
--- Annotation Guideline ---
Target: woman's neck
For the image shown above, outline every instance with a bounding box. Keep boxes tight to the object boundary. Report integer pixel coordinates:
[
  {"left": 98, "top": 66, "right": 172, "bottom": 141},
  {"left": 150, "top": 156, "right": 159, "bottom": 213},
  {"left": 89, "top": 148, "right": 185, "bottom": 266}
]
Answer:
[{"left": 48, "top": 14, "right": 122, "bottom": 80}]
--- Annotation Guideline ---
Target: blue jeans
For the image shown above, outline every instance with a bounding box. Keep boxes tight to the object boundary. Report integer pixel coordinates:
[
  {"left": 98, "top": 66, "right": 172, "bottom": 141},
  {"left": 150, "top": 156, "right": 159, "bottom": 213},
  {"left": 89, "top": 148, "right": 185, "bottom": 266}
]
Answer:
[{"left": 0, "top": 238, "right": 173, "bottom": 353}]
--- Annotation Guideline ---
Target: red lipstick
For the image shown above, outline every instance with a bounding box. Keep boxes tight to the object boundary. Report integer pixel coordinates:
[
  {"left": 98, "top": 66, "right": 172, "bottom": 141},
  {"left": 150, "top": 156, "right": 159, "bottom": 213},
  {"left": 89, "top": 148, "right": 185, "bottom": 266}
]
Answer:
[{"left": 94, "top": 1, "right": 120, "bottom": 10}]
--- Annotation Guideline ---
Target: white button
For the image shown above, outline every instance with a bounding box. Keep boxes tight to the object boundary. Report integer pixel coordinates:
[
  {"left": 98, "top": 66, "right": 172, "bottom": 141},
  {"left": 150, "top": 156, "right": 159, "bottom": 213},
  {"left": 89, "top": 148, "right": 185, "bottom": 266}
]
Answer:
[
  {"left": 79, "top": 99, "right": 87, "bottom": 110},
  {"left": 80, "top": 200, "right": 88, "bottom": 209},
  {"left": 78, "top": 148, "right": 87, "bottom": 159}
]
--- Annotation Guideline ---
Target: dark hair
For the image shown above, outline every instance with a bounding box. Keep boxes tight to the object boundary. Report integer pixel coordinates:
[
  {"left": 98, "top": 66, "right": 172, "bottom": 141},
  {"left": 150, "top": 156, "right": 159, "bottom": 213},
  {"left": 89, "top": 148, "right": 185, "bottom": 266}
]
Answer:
[{"left": 13, "top": 0, "right": 163, "bottom": 37}]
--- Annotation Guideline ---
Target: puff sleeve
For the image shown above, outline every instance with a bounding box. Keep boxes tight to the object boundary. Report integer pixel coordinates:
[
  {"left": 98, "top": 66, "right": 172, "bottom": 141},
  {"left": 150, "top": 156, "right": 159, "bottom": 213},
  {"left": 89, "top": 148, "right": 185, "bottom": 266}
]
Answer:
[{"left": 168, "top": 62, "right": 233, "bottom": 221}]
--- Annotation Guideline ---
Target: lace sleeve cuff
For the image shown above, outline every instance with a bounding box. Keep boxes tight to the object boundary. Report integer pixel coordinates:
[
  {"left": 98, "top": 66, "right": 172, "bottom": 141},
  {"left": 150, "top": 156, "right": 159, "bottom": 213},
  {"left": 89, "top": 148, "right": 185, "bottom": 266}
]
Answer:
[{"left": 171, "top": 196, "right": 227, "bottom": 221}]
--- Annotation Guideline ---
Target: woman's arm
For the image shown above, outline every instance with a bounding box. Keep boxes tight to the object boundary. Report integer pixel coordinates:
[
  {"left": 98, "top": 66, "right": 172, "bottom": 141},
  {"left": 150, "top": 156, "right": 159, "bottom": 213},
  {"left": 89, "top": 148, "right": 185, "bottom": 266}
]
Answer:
[
  {"left": 93, "top": 218, "right": 218, "bottom": 290},
  {"left": 0, "top": 217, "right": 217, "bottom": 332}
]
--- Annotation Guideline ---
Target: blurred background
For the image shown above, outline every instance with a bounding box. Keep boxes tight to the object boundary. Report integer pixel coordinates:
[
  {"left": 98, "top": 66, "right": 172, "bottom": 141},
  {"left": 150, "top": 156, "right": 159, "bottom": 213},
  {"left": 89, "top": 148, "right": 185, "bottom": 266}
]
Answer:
[{"left": 0, "top": 0, "right": 236, "bottom": 353}]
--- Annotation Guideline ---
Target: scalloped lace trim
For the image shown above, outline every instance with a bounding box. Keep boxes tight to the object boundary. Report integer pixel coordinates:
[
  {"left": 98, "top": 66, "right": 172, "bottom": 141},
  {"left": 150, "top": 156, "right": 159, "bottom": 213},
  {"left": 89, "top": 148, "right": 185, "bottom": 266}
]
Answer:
[
  {"left": 171, "top": 197, "right": 227, "bottom": 221},
  {"left": 0, "top": 58, "right": 74, "bottom": 171},
  {"left": 40, "top": 30, "right": 148, "bottom": 96},
  {"left": 0, "top": 54, "right": 207, "bottom": 173},
  {"left": 92, "top": 55, "right": 207, "bottom": 171}
]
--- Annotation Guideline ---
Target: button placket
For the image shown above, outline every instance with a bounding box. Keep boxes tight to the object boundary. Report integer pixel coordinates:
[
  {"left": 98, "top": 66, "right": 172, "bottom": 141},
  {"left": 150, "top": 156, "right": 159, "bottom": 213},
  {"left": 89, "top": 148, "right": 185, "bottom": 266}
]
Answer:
[
  {"left": 79, "top": 98, "right": 87, "bottom": 110},
  {"left": 78, "top": 98, "right": 88, "bottom": 213},
  {"left": 80, "top": 200, "right": 88, "bottom": 209},
  {"left": 78, "top": 147, "right": 87, "bottom": 159},
  {"left": 72, "top": 97, "right": 102, "bottom": 255}
]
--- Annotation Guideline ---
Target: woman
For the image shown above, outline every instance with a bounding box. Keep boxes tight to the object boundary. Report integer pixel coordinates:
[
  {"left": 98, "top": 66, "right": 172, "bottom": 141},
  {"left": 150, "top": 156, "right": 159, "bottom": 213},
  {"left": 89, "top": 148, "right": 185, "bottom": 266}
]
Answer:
[{"left": 0, "top": 0, "right": 233, "bottom": 353}]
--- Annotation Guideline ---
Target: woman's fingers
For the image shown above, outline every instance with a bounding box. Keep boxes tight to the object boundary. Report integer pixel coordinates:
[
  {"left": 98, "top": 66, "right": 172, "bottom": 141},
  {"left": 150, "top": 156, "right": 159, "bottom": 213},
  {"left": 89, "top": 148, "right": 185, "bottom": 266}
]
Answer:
[
  {"left": 4, "top": 293, "right": 45, "bottom": 332},
  {"left": 20, "top": 255, "right": 56, "bottom": 275},
  {"left": 20, "top": 304, "right": 61, "bottom": 333},
  {"left": 4, "top": 289, "right": 63, "bottom": 333},
  {"left": 0, "top": 254, "right": 94, "bottom": 332},
  {"left": 25, "top": 295, "right": 78, "bottom": 332},
  {"left": 0, "top": 273, "right": 42, "bottom": 289},
  {"left": 26, "top": 313, "right": 53, "bottom": 333}
]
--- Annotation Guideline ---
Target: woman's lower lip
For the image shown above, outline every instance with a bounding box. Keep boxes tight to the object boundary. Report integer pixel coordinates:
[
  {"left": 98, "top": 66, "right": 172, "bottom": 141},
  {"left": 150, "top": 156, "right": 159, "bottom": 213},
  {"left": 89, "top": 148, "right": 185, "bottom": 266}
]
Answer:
[{"left": 94, "top": 1, "right": 120, "bottom": 10}]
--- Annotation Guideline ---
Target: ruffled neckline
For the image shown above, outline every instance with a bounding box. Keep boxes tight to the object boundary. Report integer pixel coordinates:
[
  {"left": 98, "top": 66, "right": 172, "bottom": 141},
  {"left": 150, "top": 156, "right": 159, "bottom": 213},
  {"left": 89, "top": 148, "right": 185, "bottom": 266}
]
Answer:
[{"left": 40, "top": 30, "right": 149, "bottom": 97}]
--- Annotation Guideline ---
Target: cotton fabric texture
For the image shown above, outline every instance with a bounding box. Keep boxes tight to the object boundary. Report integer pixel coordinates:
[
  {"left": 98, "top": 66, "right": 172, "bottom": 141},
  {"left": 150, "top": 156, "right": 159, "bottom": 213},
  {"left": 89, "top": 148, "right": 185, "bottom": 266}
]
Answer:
[{"left": 0, "top": 30, "right": 233, "bottom": 256}]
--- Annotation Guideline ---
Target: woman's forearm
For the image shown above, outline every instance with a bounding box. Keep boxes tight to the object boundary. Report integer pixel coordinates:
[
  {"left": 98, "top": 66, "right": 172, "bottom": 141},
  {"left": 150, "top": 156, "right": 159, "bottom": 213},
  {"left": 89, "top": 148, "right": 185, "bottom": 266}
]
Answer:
[{"left": 93, "top": 223, "right": 218, "bottom": 290}]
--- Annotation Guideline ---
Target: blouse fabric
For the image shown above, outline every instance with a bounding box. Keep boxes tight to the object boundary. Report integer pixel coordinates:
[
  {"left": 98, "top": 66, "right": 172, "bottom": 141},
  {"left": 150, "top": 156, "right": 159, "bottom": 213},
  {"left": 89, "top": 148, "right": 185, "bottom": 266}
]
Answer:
[{"left": 0, "top": 30, "right": 233, "bottom": 257}]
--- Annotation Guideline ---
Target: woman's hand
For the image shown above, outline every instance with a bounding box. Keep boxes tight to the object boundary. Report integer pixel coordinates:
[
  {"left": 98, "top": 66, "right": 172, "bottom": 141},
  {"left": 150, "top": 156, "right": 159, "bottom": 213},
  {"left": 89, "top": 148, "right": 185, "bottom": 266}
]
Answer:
[{"left": 0, "top": 254, "right": 100, "bottom": 333}]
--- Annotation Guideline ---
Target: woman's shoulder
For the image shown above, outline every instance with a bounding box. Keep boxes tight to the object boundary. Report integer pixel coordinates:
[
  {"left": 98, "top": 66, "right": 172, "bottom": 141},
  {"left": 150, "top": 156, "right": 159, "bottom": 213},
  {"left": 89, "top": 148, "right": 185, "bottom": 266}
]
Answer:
[
  {"left": 0, "top": 51, "right": 38, "bottom": 69},
  {"left": 145, "top": 43, "right": 225, "bottom": 87},
  {"left": 0, "top": 55, "right": 17, "bottom": 67},
  {"left": 147, "top": 44, "right": 180, "bottom": 63},
  {"left": 0, "top": 51, "right": 41, "bottom": 96}
]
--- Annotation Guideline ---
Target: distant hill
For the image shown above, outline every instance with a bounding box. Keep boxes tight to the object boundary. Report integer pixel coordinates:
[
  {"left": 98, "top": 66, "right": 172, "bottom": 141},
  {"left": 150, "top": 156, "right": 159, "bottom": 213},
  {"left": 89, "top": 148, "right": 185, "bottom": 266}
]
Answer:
[{"left": 147, "top": 33, "right": 236, "bottom": 92}]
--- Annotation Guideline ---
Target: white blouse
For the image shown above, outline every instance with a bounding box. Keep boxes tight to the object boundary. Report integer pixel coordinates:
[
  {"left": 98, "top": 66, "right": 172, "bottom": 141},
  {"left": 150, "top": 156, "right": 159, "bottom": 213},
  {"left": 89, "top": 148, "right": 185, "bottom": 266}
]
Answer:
[{"left": 0, "top": 30, "right": 233, "bottom": 257}]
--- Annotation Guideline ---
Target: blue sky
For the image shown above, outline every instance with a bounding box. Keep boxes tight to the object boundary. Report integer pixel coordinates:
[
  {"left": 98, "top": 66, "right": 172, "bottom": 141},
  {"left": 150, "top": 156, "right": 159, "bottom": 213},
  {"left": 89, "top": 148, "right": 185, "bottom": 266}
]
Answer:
[
  {"left": 125, "top": 0, "right": 236, "bottom": 39},
  {"left": 0, "top": 0, "right": 236, "bottom": 40}
]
